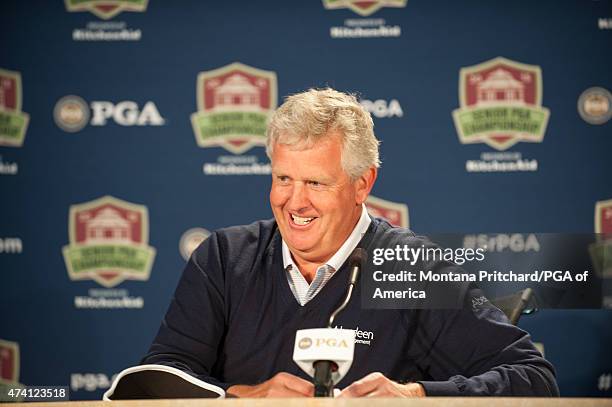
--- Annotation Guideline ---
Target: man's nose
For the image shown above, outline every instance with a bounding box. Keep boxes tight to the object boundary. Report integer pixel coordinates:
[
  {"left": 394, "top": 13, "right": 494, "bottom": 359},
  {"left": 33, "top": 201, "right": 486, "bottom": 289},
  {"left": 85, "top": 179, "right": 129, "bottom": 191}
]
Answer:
[{"left": 287, "top": 182, "right": 310, "bottom": 211}]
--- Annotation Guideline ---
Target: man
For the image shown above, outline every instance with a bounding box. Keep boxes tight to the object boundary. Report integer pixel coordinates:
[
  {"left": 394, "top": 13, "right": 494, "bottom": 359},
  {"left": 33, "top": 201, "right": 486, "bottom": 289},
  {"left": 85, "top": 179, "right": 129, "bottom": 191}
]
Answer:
[{"left": 142, "top": 88, "right": 559, "bottom": 397}]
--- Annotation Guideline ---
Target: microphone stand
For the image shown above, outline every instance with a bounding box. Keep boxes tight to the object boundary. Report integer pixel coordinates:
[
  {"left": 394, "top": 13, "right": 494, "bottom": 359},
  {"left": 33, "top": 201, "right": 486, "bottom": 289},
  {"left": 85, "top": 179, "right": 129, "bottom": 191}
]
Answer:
[
  {"left": 313, "top": 360, "right": 335, "bottom": 397},
  {"left": 313, "top": 249, "right": 364, "bottom": 397}
]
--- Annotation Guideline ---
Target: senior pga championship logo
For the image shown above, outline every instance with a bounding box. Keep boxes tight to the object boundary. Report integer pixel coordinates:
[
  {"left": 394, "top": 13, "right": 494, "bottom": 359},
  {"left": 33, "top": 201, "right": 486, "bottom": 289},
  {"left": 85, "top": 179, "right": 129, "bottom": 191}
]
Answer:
[
  {"left": 65, "top": 0, "right": 148, "bottom": 20},
  {"left": 596, "top": 199, "right": 612, "bottom": 235},
  {"left": 365, "top": 195, "right": 409, "bottom": 228},
  {"left": 452, "top": 57, "right": 550, "bottom": 151},
  {"left": 62, "top": 196, "right": 156, "bottom": 288},
  {"left": 0, "top": 339, "right": 19, "bottom": 384},
  {"left": 591, "top": 199, "right": 612, "bottom": 280},
  {"left": 323, "top": 0, "right": 406, "bottom": 16},
  {"left": 0, "top": 69, "right": 29, "bottom": 147},
  {"left": 0, "top": 339, "right": 24, "bottom": 402},
  {"left": 191, "top": 62, "right": 277, "bottom": 154}
]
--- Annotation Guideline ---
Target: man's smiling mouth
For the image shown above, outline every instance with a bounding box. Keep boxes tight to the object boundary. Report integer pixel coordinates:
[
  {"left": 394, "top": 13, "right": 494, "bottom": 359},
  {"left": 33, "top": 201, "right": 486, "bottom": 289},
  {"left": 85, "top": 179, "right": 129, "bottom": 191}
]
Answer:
[{"left": 290, "top": 213, "right": 316, "bottom": 226}]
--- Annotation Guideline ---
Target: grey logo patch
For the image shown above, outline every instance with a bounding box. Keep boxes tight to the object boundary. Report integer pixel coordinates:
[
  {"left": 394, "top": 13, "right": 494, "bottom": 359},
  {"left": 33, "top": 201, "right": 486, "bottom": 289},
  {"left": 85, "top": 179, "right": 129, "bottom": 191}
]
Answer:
[
  {"left": 578, "top": 87, "right": 612, "bottom": 125},
  {"left": 54, "top": 95, "right": 89, "bottom": 132}
]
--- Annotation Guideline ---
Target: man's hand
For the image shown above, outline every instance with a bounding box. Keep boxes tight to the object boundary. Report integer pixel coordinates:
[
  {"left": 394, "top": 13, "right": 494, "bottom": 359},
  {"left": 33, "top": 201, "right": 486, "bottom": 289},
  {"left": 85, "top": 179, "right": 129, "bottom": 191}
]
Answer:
[
  {"left": 226, "top": 372, "right": 314, "bottom": 398},
  {"left": 338, "top": 372, "right": 426, "bottom": 398}
]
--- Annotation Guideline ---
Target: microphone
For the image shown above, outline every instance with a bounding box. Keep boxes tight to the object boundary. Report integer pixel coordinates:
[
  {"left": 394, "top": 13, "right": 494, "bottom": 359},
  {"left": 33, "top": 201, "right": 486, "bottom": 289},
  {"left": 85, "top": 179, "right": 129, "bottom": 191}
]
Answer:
[
  {"left": 328, "top": 248, "right": 365, "bottom": 328},
  {"left": 293, "top": 248, "right": 367, "bottom": 397}
]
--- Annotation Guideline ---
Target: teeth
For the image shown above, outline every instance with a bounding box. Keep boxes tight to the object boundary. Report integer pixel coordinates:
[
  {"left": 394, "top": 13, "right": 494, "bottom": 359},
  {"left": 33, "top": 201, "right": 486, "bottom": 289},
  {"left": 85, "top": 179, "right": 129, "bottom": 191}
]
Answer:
[{"left": 291, "top": 214, "right": 314, "bottom": 225}]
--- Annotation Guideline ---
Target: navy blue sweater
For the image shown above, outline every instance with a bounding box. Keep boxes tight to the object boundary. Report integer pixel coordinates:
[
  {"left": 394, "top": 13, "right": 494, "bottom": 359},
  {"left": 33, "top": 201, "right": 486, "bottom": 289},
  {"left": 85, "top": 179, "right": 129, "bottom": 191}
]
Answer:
[{"left": 142, "top": 218, "right": 559, "bottom": 396}]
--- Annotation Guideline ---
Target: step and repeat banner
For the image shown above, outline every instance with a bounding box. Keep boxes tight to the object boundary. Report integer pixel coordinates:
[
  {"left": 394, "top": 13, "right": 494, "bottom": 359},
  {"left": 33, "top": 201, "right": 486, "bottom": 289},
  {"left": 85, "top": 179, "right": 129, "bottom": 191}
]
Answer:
[{"left": 1, "top": 0, "right": 611, "bottom": 400}]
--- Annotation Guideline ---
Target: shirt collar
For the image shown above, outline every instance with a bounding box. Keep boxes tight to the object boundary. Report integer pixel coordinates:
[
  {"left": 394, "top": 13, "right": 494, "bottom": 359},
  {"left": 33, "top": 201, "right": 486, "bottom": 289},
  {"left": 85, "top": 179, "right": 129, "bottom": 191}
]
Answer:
[{"left": 282, "top": 204, "right": 371, "bottom": 272}]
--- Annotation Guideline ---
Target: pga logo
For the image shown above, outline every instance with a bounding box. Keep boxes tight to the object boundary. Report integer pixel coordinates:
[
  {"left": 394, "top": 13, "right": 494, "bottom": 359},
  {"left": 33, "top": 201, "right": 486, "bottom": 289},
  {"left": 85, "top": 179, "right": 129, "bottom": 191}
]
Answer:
[
  {"left": 71, "top": 373, "right": 117, "bottom": 392},
  {"left": 91, "top": 101, "right": 165, "bottom": 126},
  {"left": 313, "top": 338, "right": 350, "bottom": 348},
  {"left": 360, "top": 99, "right": 403, "bottom": 118},
  {"left": 54, "top": 95, "right": 165, "bottom": 132}
]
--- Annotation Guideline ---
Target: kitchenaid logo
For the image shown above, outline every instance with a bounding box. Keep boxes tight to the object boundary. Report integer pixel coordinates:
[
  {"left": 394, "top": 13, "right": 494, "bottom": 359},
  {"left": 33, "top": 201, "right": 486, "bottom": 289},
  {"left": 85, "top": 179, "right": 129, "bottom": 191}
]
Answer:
[
  {"left": 65, "top": 0, "right": 148, "bottom": 41},
  {"left": 203, "top": 155, "right": 271, "bottom": 176},
  {"left": 465, "top": 152, "right": 538, "bottom": 173},
  {"left": 54, "top": 96, "right": 165, "bottom": 132},
  {"left": 74, "top": 288, "right": 144, "bottom": 309},
  {"left": 330, "top": 19, "right": 401, "bottom": 38},
  {"left": 334, "top": 325, "right": 374, "bottom": 346},
  {"left": 324, "top": 0, "right": 405, "bottom": 38}
]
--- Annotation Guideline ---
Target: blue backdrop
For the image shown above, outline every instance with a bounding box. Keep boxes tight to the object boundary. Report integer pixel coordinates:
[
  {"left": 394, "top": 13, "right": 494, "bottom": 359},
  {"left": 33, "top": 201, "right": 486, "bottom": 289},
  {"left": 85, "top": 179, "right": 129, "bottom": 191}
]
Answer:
[{"left": 1, "top": 0, "right": 611, "bottom": 399}]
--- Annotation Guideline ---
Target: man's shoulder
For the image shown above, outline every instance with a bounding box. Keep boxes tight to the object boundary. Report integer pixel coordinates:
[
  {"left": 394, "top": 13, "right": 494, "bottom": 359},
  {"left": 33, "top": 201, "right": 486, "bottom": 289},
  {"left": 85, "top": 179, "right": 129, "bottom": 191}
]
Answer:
[
  {"left": 196, "top": 218, "right": 279, "bottom": 260},
  {"left": 190, "top": 218, "right": 279, "bottom": 279},
  {"left": 215, "top": 218, "right": 278, "bottom": 241},
  {"left": 369, "top": 217, "right": 428, "bottom": 246}
]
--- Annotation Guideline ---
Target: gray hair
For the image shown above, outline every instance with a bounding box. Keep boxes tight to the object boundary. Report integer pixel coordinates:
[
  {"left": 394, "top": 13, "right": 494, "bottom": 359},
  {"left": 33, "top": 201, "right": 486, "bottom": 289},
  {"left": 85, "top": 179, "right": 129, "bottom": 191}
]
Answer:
[{"left": 266, "top": 88, "right": 380, "bottom": 180}]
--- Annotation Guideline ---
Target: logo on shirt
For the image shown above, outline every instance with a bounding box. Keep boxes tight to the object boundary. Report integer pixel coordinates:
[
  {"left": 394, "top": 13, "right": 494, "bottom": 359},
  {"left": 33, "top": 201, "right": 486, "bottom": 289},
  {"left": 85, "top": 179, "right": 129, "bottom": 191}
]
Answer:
[
  {"left": 322, "top": 0, "right": 407, "bottom": 16},
  {"left": 366, "top": 195, "right": 409, "bottom": 228},
  {"left": 62, "top": 195, "right": 156, "bottom": 288},
  {"left": 0, "top": 68, "right": 29, "bottom": 147},
  {"left": 334, "top": 325, "right": 375, "bottom": 346},
  {"left": 191, "top": 62, "right": 278, "bottom": 154},
  {"left": 452, "top": 57, "right": 550, "bottom": 151},
  {"left": 65, "top": 0, "right": 148, "bottom": 19}
]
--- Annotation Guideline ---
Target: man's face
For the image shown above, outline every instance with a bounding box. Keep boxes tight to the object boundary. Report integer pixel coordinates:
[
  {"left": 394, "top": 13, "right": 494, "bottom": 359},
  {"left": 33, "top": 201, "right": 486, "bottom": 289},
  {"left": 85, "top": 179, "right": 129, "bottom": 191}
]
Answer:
[{"left": 270, "top": 132, "right": 373, "bottom": 265}]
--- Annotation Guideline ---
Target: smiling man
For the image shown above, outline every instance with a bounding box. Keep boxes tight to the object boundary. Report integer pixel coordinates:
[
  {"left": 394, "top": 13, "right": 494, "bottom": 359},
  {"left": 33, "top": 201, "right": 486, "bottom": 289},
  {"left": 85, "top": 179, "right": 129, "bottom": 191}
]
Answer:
[
  {"left": 142, "top": 88, "right": 559, "bottom": 398},
  {"left": 269, "top": 130, "right": 376, "bottom": 282}
]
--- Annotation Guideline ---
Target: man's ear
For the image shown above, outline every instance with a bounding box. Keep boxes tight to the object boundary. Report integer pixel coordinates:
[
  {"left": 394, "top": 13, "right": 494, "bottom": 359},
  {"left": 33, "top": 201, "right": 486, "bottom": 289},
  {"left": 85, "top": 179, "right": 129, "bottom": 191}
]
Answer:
[{"left": 354, "top": 167, "right": 378, "bottom": 205}]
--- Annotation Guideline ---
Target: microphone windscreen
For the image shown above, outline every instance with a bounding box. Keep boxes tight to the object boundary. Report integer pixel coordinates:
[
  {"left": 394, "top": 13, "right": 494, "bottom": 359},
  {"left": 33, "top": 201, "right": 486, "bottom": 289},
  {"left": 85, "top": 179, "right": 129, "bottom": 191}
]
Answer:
[{"left": 348, "top": 247, "right": 366, "bottom": 268}]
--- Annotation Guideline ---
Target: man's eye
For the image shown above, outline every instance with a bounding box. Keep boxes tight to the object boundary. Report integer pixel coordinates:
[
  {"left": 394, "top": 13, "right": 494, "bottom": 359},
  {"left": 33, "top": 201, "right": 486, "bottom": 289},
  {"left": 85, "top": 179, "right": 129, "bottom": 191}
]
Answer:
[
  {"left": 277, "top": 176, "right": 290, "bottom": 183},
  {"left": 308, "top": 180, "right": 323, "bottom": 188}
]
